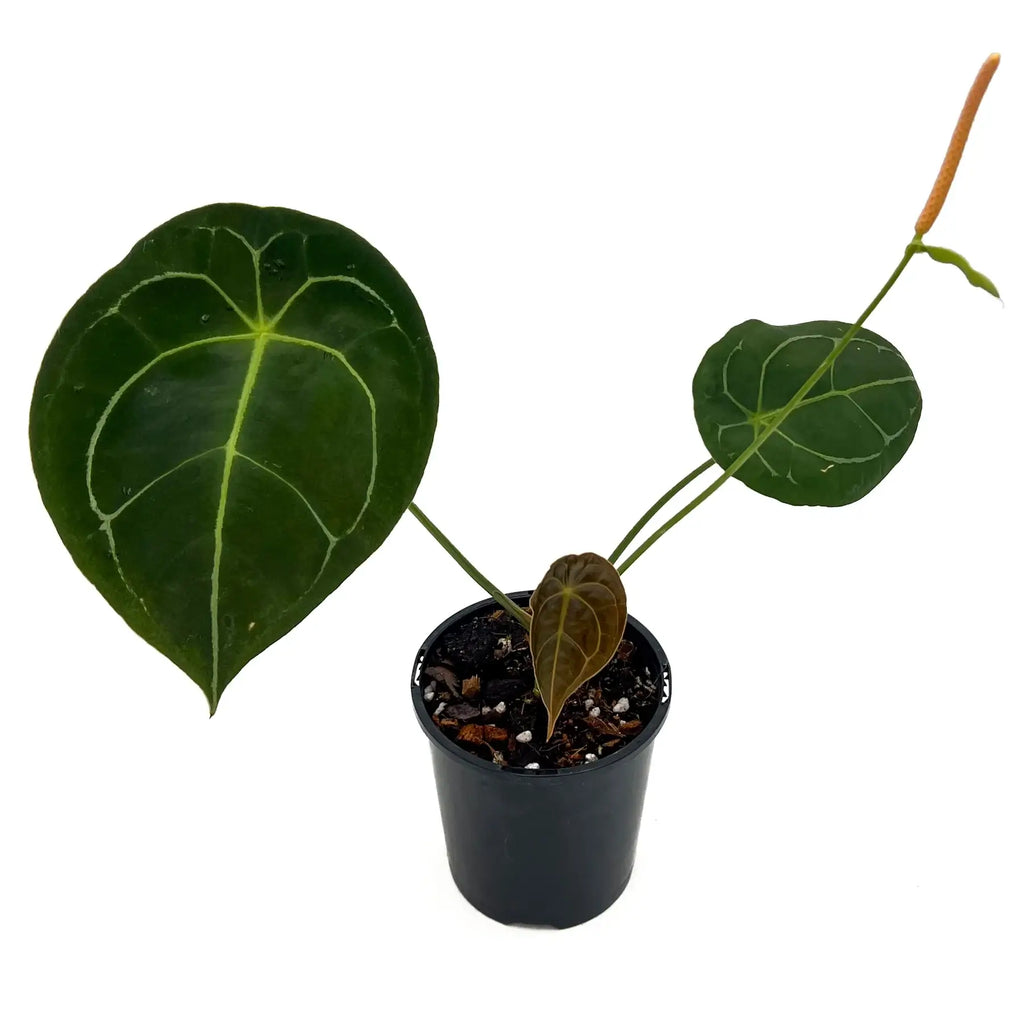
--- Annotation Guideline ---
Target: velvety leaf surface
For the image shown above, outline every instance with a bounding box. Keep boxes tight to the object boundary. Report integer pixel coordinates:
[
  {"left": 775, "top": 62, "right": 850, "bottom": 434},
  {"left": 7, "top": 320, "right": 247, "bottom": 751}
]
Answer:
[
  {"left": 693, "top": 320, "right": 921, "bottom": 506},
  {"left": 31, "top": 204, "right": 437, "bottom": 711},
  {"left": 529, "top": 554, "right": 627, "bottom": 740}
]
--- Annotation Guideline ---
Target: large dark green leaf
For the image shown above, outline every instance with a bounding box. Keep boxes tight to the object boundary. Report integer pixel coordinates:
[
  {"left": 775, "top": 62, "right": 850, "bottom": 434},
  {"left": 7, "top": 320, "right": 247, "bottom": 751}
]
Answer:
[
  {"left": 31, "top": 204, "right": 437, "bottom": 711},
  {"left": 693, "top": 320, "right": 921, "bottom": 506},
  {"left": 529, "top": 554, "right": 627, "bottom": 740}
]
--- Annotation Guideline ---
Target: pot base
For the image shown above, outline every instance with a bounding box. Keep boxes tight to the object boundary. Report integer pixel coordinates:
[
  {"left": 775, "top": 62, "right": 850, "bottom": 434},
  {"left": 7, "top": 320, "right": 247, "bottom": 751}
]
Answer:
[{"left": 413, "top": 592, "right": 671, "bottom": 928}]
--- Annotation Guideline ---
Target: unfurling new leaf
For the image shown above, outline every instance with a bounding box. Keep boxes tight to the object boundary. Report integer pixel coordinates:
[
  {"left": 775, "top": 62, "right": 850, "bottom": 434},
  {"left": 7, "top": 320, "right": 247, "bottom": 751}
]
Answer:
[
  {"left": 529, "top": 554, "right": 627, "bottom": 741},
  {"left": 693, "top": 320, "right": 922, "bottom": 507},
  {"left": 912, "top": 242, "right": 1000, "bottom": 299}
]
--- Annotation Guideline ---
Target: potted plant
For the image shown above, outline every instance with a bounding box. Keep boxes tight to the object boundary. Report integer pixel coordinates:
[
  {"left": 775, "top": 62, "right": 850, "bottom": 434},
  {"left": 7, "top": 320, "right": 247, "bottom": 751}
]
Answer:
[{"left": 29, "top": 55, "right": 1002, "bottom": 927}]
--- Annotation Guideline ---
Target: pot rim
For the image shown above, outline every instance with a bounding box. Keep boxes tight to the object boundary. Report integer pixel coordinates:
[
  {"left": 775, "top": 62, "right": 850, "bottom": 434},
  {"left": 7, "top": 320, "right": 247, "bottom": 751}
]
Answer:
[{"left": 411, "top": 590, "right": 671, "bottom": 779}]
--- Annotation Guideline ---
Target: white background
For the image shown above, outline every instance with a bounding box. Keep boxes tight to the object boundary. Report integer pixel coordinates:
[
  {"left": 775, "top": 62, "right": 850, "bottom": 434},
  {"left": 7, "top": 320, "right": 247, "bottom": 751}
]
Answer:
[{"left": 2, "top": 1, "right": 1021, "bottom": 1021}]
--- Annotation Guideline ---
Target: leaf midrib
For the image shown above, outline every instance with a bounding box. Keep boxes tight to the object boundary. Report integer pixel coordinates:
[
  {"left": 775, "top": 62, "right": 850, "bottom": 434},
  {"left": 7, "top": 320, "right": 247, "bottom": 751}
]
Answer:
[
  {"left": 86, "top": 225, "right": 400, "bottom": 702},
  {"left": 209, "top": 332, "right": 268, "bottom": 702}
]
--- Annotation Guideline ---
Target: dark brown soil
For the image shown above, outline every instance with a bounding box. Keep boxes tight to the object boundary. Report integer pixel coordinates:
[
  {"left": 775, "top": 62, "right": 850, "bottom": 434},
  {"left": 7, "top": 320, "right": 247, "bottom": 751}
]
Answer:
[{"left": 418, "top": 605, "right": 663, "bottom": 770}]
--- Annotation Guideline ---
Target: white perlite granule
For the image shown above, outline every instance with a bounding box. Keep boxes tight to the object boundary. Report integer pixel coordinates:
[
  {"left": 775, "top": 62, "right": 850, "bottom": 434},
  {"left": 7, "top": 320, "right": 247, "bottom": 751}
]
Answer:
[
  {"left": 589, "top": 706, "right": 601, "bottom": 718},
  {"left": 495, "top": 702, "right": 506, "bottom": 714},
  {"left": 612, "top": 697, "right": 630, "bottom": 714},
  {"left": 585, "top": 753, "right": 598, "bottom": 763},
  {"left": 515, "top": 730, "right": 533, "bottom": 744},
  {"left": 524, "top": 762, "right": 540, "bottom": 770}
]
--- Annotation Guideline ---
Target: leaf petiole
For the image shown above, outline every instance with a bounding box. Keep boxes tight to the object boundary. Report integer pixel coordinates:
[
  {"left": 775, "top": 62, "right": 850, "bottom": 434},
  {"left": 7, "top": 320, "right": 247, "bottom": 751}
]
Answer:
[
  {"left": 609, "top": 459, "right": 715, "bottom": 564},
  {"left": 407, "top": 502, "right": 532, "bottom": 628}
]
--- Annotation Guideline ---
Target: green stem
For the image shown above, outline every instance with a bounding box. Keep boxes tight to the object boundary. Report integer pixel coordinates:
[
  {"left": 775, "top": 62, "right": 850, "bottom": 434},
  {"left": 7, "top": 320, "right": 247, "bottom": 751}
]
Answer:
[
  {"left": 617, "top": 240, "right": 920, "bottom": 574},
  {"left": 609, "top": 459, "right": 715, "bottom": 564},
  {"left": 407, "top": 502, "right": 532, "bottom": 628}
]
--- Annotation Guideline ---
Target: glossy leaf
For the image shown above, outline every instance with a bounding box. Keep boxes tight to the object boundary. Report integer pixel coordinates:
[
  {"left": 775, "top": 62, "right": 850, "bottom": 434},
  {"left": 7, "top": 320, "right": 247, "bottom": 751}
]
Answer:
[
  {"left": 693, "top": 320, "right": 921, "bottom": 506},
  {"left": 529, "top": 554, "right": 627, "bottom": 740},
  {"left": 915, "top": 242, "right": 1000, "bottom": 299},
  {"left": 31, "top": 204, "right": 438, "bottom": 711}
]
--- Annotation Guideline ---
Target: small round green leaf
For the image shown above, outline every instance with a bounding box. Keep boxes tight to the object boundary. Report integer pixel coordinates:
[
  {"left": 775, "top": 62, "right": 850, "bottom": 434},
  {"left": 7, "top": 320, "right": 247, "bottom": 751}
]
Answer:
[
  {"left": 693, "top": 320, "right": 922, "bottom": 506},
  {"left": 31, "top": 204, "right": 438, "bottom": 711}
]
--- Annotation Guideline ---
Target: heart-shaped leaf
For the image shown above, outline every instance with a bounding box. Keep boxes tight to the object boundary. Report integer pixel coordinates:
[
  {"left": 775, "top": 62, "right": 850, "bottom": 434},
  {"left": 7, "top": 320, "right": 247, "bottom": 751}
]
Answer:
[
  {"left": 693, "top": 320, "right": 921, "bottom": 506},
  {"left": 529, "top": 554, "right": 627, "bottom": 740},
  {"left": 30, "top": 204, "right": 438, "bottom": 711}
]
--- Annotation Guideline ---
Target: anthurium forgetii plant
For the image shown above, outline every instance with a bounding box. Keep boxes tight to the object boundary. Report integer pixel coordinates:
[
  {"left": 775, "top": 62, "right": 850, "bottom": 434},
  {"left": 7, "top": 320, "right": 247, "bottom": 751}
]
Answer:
[{"left": 31, "top": 55, "right": 1001, "bottom": 737}]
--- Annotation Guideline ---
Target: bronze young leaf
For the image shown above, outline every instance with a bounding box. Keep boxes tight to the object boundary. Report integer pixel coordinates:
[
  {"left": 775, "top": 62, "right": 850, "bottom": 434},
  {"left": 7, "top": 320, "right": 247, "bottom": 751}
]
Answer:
[{"left": 529, "top": 554, "right": 628, "bottom": 741}]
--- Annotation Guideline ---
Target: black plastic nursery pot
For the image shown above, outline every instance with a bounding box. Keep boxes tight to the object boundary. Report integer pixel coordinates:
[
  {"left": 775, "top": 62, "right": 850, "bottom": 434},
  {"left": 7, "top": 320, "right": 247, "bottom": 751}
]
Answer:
[{"left": 411, "top": 591, "right": 671, "bottom": 928}]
